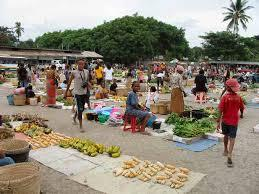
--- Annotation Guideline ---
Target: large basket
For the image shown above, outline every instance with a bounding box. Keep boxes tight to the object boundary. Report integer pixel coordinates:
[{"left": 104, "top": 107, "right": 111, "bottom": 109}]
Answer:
[
  {"left": 0, "top": 162, "right": 41, "bottom": 194},
  {"left": 158, "top": 104, "right": 168, "bottom": 115},
  {"left": 0, "top": 139, "right": 31, "bottom": 163},
  {"left": 13, "top": 95, "right": 26, "bottom": 106},
  {"left": 150, "top": 104, "right": 160, "bottom": 114}
]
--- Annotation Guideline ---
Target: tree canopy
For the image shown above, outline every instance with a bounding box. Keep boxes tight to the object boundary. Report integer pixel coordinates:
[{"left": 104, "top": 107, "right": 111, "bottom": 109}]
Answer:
[
  {"left": 35, "top": 15, "right": 189, "bottom": 63},
  {"left": 201, "top": 31, "right": 259, "bottom": 61}
]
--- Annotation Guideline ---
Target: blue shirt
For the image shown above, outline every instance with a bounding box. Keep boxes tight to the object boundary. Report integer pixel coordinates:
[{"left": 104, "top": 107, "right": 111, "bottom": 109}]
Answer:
[{"left": 126, "top": 91, "right": 138, "bottom": 111}]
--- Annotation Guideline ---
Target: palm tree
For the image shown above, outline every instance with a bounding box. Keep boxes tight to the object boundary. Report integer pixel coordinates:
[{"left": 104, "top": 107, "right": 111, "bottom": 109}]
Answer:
[
  {"left": 223, "top": 0, "right": 254, "bottom": 34},
  {"left": 14, "top": 22, "right": 24, "bottom": 42}
]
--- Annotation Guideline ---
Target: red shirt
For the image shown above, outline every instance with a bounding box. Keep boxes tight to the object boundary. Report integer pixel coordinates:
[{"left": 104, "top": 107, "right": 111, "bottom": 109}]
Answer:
[{"left": 218, "top": 92, "right": 244, "bottom": 126}]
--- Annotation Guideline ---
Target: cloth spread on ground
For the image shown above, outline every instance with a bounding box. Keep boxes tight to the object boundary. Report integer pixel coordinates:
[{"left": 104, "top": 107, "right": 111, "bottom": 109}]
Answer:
[{"left": 175, "top": 139, "right": 218, "bottom": 152}]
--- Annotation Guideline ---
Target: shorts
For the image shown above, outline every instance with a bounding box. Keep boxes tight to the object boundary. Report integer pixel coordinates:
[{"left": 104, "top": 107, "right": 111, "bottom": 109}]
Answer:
[
  {"left": 221, "top": 122, "right": 238, "bottom": 138},
  {"left": 75, "top": 94, "right": 86, "bottom": 120}
]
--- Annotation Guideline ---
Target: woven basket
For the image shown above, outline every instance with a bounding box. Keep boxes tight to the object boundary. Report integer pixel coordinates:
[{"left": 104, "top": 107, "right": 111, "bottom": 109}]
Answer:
[
  {"left": 158, "top": 104, "right": 168, "bottom": 115},
  {"left": 0, "top": 139, "right": 30, "bottom": 155},
  {"left": 150, "top": 104, "right": 160, "bottom": 114},
  {"left": 0, "top": 162, "right": 41, "bottom": 194},
  {"left": 13, "top": 95, "right": 26, "bottom": 106},
  {"left": 0, "top": 128, "right": 14, "bottom": 140}
]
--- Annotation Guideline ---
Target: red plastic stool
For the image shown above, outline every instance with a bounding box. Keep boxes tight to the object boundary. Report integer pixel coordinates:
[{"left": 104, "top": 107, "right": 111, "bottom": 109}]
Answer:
[{"left": 123, "top": 115, "right": 139, "bottom": 133}]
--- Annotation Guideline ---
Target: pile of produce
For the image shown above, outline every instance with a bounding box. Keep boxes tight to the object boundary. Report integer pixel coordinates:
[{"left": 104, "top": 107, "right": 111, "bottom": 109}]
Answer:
[
  {"left": 59, "top": 137, "right": 121, "bottom": 158},
  {"left": 161, "top": 86, "right": 171, "bottom": 94},
  {"left": 113, "top": 70, "right": 123, "bottom": 77},
  {"left": 2, "top": 113, "right": 48, "bottom": 127},
  {"left": 56, "top": 96, "right": 73, "bottom": 106},
  {"left": 249, "top": 83, "right": 259, "bottom": 89},
  {"left": 15, "top": 123, "right": 52, "bottom": 138},
  {"left": 27, "top": 133, "right": 70, "bottom": 149},
  {"left": 166, "top": 113, "right": 215, "bottom": 138},
  {"left": 113, "top": 157, "right": 190, "bottom": 190},
  {"left": 0, "top": 127, "right": 14, "bottom": 140},
  {"left": 5, "top": 73, "right": 16, "bottom": 78},
  {"left": 201, "top": 107, "right": 220, "bottom": 119},
  {"left": 111, "top": 96, "right": 127, "bottom": 102}
]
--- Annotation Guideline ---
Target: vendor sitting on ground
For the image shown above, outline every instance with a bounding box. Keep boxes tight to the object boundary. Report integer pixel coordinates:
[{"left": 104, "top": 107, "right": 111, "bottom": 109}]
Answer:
[
  {"left": 110, "top": 79, "right": 118, "bottom": 95},
  {"left": 95, "top": 81, "right": 109, "bottom": 99},
  {"left": 0, "top": 148, "right": 15, "bottom": 167},
  {"left": 145, "top": 86, "right": 159, "bottom": 111},
  {"left": 192, "top": 69, "right": 208, "bottom": 95},
  {"left": 125, "top": 81, "right": 151, "bottom": 131}
]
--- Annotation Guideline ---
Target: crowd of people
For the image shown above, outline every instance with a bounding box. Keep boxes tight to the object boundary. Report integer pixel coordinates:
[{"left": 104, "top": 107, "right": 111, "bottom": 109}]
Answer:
[{"left": 10, "top": 60, "right": 253, "bottom": 167}]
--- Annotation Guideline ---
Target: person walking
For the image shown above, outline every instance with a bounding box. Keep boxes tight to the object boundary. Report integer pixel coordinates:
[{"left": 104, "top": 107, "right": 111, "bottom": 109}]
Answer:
[
  {"left": 169, "top": 65, "right": 187, "bottom": 114},
  {"left": 95, "top": 63, "right": 104, "bottom": 85},
  {"left": 65, "top": 60, "right": 90, "bottom": 132},
  {"left": 217, "top": 78, "right": 244, "bottom": 167},
  {"left": 17, "top": 63, "right": 28, "bottom": 88}
]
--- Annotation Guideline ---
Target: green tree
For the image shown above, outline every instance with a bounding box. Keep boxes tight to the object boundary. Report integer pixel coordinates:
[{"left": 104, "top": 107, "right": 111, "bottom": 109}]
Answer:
[
  {"left": 14, "top": 22, "right": 24, "bottom": 42},
  {"left": 35, "top": 15, "right": 189, "bottom": 64},
  {"left": 201, "top": 31, "right": 258, "bottom": 61},
  {"left": 223, "top": 0, "right": 254, "bottom": 34},
  {"left": 18, "top": 39, "right": 35, "bottom": 48},
  {"left": 0, "top": 26, "right": 17, "bottom": 46}
]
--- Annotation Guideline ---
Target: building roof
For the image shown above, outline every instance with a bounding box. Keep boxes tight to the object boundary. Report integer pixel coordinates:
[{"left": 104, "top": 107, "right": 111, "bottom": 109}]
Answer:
[
  {"left": 0, "top": 46, "right": 103, "bottom": 59},
  {"left": 209, "top": 60, "right": 259, "bottom": 66},
  {"left": 81, "top": 51, "right": 103, "bottom": 58}
]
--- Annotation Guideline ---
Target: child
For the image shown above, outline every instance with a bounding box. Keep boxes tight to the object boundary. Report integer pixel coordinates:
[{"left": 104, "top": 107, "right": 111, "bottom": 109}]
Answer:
[
  {"left": 125, "top": 81, "right": 151, "bottom": 132},
  {"left": 145, "top": 86, "right": 159, "bottom": 111},
  {"left": 110, "top": 79, "right": 118, "bottom": 95},
  {"left": 95, "top": 82, "right": 109, "bottom": 99},
  {"left": 217, "top": 78, "right": 244, "bottom": 167}
]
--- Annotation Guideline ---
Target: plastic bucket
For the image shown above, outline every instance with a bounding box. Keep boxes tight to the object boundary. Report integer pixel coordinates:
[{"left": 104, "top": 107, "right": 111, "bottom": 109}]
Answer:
[
  {"left": 7, "top": 95, "right": 14, "bottom": 105},
  {"left": 98, "top": 114, "right": 109, "bottom": 124}
]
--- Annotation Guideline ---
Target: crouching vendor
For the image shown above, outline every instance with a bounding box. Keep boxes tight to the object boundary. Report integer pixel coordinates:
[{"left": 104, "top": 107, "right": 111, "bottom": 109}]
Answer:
[
  {"left": 125, "top": 81, "right": 151, "bottom": 132},
  {"left": 0, "top": 148, "right": 15, "bottom": 167}
]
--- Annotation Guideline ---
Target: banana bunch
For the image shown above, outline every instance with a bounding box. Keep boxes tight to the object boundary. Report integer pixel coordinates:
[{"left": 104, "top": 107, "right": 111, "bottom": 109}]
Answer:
[
  {"left": 15, "top": 123, "right": 31, "bottom": 132},
  {"left": 59, "top": 140, "right": 70, "bottom": 148},
  {"left": 95, "top": 144, "right": 105, "bottom": 154},
  {"left": 106, "top": 145, "right": 121, "bottom": 158},
  {"left": 83, "top": 145, "right": 98, "bottom": 157}
]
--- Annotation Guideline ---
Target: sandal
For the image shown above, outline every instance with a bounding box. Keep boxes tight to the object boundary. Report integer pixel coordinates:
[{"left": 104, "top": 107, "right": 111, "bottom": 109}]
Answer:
[{"left": 227, "top": 157, "right": 233, "bottom": 167}]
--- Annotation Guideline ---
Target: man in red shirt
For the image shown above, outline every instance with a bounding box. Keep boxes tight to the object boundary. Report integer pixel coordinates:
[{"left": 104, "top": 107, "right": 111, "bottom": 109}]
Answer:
[{"left": 218, "top": 78, "right": 244, "bottom": 167}]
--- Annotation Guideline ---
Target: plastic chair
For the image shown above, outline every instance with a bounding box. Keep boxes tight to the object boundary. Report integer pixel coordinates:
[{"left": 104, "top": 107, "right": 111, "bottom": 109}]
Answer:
[
  {"left": 195, "top": 92, "right": 207, "bottom": 104},
  {"left": 123, "top": 115, "right": 139, "bottom": 133}
]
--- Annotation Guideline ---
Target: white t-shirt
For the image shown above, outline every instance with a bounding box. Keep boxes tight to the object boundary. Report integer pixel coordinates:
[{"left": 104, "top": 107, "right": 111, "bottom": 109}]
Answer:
[
  {"left": 157, "top": 71, "right": 165, "bottom": 78},
  {"left": 145, "top": 92, "right": 159, "bottom": 109},
  {"left": 104, "top": 68, "right": 113, "bottom": 81}
]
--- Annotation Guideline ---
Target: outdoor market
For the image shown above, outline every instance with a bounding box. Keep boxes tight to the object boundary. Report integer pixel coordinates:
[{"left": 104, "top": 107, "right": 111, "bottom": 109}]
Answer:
[{"left": 1, "top": 0, "right": 259, "bottom": 194}]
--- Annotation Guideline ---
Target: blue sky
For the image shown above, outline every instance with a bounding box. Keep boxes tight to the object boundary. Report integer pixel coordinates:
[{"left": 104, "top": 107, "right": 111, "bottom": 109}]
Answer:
[{"left": 0, "top": 0, "right": 258, "bottom": 47}]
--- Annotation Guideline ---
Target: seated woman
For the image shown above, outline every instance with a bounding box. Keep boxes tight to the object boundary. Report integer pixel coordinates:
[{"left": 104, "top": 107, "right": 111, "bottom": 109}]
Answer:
[
  {"left": 0, "top": 149, "right": 15, "bottom": 167},
  {"left": 95, "top": 82, "right": 109, "bottom": 99},
  {"left": 125, "top": 81, "right": 151, "bottom": 131},
  {"left": 192, "top": 69, "right": 208, "bottom": 95},
  {"left": 110, "top": 79, "right": 117, "bottom": 95},
  {"left": 145, "top": 86, "right": 159, "bottom": 111}
]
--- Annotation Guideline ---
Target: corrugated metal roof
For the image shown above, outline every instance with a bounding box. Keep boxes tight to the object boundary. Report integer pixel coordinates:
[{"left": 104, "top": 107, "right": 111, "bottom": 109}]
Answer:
[{"left": 81, "top": 51, "right": 103, "bottom": 58}]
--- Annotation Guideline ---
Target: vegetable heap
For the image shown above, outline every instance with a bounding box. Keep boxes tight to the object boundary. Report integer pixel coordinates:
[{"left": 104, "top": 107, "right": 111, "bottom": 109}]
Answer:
[
  {"left": 15, "top": 123, "right": 52, "bottom": 138},
  {"left": 56, "top": 96, "right": 73, "bottom": 106},
  {"left": 59, "top": 137, "right": 121, "bottom": 158},
  {"left": 165, "top": 113, "right": 216, "bottom": 138}
]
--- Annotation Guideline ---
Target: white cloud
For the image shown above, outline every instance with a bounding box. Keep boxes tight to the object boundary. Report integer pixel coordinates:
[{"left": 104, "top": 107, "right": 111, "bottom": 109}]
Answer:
[{"left": 0, "top": 0, "right": 258, "bottom": 47}]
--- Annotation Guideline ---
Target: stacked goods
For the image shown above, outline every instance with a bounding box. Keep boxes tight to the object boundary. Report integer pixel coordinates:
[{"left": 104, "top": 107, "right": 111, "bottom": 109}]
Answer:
[
  {"left": 111, "top": 96, "right": 127, "bottom": 102},
  {"left": 15, "top": 123, "right": 52, "bottom": 138},
  {"left": 59, "top": 138, "right": 121, "bottom": 158},
  {"left": 113, "top": 157, "right": 190, "bottom": 190},
  {"left": 27, "top": 133, "right": 70, "bottom": 149},
  {"left": 165, "top": 113, "right": 215, "bottom": 138}
]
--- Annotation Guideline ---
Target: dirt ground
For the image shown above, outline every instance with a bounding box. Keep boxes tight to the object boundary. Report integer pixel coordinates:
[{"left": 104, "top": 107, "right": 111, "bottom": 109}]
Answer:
[{"left": 1, "top": 85, "right": 259, "bottom": 194}]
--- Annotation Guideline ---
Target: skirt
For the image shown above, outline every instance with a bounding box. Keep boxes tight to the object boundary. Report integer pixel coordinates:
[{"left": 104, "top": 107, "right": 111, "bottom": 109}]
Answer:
[
  {"left": 46, "top": 79, "right": 56, "bottom": 105},
  {"left": 170, "top": 88, "right": 184, "bottom": 114}
]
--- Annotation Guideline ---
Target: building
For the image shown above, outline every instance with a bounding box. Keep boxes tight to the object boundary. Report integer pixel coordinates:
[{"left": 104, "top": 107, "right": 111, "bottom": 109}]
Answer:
[{"left": 0, "top": 46, "right": 103, "bottom": 66}]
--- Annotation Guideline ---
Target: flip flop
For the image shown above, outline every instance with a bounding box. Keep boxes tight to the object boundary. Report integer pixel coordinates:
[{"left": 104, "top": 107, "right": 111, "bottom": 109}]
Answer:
[{"left": 227, "top": 158, "right": 233, "bottom": 167}]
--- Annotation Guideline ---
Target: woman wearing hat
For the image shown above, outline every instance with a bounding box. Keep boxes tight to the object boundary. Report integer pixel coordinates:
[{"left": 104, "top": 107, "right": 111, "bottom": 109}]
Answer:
[{"left": 169, "top": 65, "right": 187, "bottom": 114}]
